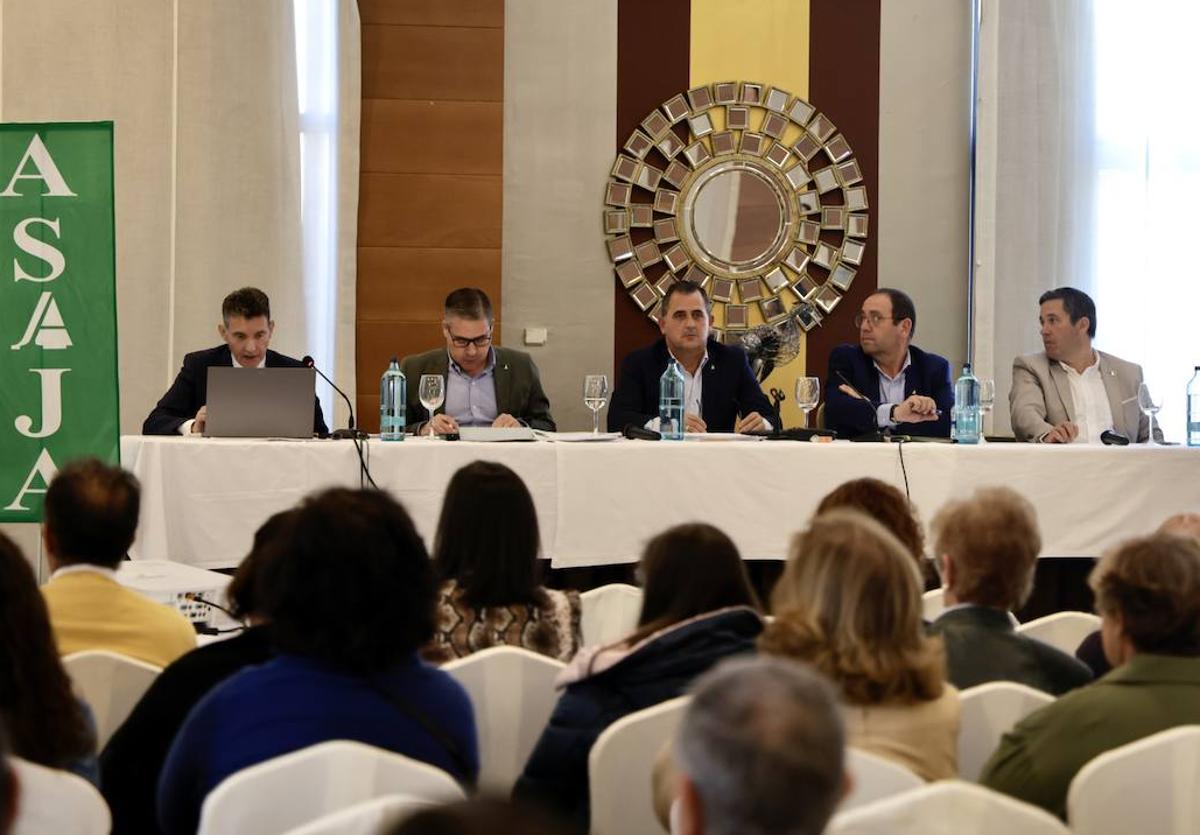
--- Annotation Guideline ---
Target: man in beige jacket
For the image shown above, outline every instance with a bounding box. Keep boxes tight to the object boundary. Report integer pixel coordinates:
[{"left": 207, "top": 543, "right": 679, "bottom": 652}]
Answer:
[{"left": 1009, "top": 287, "right": 1159, "bottom": 443}]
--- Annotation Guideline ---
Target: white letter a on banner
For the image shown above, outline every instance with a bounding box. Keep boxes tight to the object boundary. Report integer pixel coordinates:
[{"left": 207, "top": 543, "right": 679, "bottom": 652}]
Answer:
[
  {"left": 0, "top": 134, "right": 76, "bottom": 197},
  {"left": 3, "top": 448, "right": 58, "bottom": 511},
  {"left": 15, "top": 368, "right": 69, "bottom": 438}
]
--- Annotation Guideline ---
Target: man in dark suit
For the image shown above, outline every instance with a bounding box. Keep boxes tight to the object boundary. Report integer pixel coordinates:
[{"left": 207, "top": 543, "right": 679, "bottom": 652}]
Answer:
[
  {"left": 607, "top": 280, "right": 775, "bottom": 433},
  {"left": 401, "top": 287, "right": 555, "bottom": 434},
  {"left": 824, "top": 288, "right": 952, "bottom": 438},
  {"left": 142, "top": 287, "right": 328, "bottom": 436},
  {"left": 929, "top": 486, "right": 1092, "bottom": 695}
]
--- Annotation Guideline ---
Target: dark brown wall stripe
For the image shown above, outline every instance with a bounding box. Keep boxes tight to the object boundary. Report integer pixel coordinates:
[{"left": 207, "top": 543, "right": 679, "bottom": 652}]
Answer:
[
  {"left": 613, "top": 0, "right": 691, "bottom": 376},
  {"left": 805, "top": 0, "right": 881, "bottom": 381}
]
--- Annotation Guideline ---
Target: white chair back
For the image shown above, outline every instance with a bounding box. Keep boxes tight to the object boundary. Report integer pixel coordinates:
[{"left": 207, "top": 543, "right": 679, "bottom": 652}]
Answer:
[
  {"left": 442, "top": 646, "right": 565, "bottom": 792},
  {"left": 589, "top": 695, "right": 689, "bottom": 835},
  {"left": 580, "top": 583, "right": 643, "bottom": 647},
  {"left": 282, "top": 795, "right": 432, "bottom": 835},
  {"left": 9, "top": 756, "right": 111, "bottom": 835},
  {"left": 1067, "top": 725, "right": 1200, "bottom": 835},
  {"left": 922, "top": 588, "right": 945, "bottom": 621},
  {"left": 61, "top": 650, "right": 162, "bottom": 749},
  {"left": 839, "top": 747, "right": 923, "bottom": 812},
  {"left": 197, "top": 740, "right": 465, "bottom": 835},
  {"left": 957, "top": 681, "right": 1054, "bottom": 781},
  {"left": 1015, "top": 611, "right": 1101, "bottom": 655},
  {"left": 828, "top": 780, "right": 1069, "bottom": 835}
]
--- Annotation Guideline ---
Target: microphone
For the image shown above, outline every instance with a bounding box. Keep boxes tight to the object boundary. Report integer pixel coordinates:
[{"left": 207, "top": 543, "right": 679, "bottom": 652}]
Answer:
[{"left": 303, "top": 355, "right": 367, "bottom": 441}]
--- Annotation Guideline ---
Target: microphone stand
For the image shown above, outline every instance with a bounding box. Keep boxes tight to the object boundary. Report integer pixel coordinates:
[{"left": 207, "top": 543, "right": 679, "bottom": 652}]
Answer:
[{"left": 303, "top": 355, "right": 367, "bottom": 441}]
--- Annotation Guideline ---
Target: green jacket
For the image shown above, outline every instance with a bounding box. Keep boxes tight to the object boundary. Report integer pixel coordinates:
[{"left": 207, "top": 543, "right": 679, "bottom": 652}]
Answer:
[
  {"left": 399, "top": 346, "right": 556, "bottom": 432},
  {"left": 980, "top": 653, "right": 1200, "bottom": 818}
]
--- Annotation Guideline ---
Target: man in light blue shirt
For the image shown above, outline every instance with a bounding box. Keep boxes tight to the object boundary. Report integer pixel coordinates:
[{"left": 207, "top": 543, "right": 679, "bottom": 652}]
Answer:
[{"left": 399, "top": 288, "right": 556, "bottom": 435}]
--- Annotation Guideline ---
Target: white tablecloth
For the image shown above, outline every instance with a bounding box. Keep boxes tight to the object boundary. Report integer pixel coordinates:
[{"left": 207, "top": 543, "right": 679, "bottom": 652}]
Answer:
[{"left": 120, "top": 435, "right": 1200, "bottom": 569}]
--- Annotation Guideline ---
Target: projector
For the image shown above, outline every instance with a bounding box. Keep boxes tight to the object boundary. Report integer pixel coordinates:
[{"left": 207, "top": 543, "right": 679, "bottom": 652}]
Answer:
[{"left": 116, "top": 560, "right": 236, "bottom": 629}]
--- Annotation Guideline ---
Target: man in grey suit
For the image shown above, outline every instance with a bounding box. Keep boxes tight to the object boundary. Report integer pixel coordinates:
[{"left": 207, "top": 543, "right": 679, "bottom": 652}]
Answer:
[
  {"left": 1009, "top": 286, "right": 1158, "bottom": 443},
  {"left": 400, "top": 287, "right": 555, "bottom": 435}
]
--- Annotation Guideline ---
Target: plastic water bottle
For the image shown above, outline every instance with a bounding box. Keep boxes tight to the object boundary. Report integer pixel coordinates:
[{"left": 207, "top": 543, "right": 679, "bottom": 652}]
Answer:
[
  {"left": 952, "top": 363, "right": 981, "bottom": 444},
  {"left": 659, "top": 359, "right": 686, "bottom": 440},
  {"left": 1188, "top": 366, "right": 1200, "bottom": 447},
  {"left": 380, "top": 358, "right": 406, "bottom": 441}
]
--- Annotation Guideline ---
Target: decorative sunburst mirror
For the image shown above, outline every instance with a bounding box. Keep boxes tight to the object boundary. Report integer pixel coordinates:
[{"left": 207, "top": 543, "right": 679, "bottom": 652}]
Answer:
[{"left": 603, "top": 80, "right": 869, "bottom": 340}]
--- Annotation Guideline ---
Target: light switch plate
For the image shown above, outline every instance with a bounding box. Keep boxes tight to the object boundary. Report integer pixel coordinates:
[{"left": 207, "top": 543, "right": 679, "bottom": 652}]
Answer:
[{"left": 524, "top": 327, "right": 547, "bottom": 346}]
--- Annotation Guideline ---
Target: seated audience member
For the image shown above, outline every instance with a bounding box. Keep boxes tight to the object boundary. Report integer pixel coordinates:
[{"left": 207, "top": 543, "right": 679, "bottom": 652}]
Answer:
[
  {"left": 157, "top": 489, "right": 478, "bottom": 835},
  {"left": 824, "top": 289, "right": 952, "bottom": 439},
  {"left": 384, "top": 797, "right": 572, "bottom": 835},
  {"left": 401, "top": 288, "right": 555, "bottom": 434},
  {"left": 142, "top": 286, "right": 328, "bottom": 436},
  {"left": 607, "top": 280, "right": 775, "bottom": 434},
  {"left": 815, "top": 477, "right": 934, "bottom": 587},
  {"left": 761, "top": 510, "right": 960, "bottom": 780},
  {"left": 1075, "top": 511, "right": 1200, "bottom": 677},
  {"left": 100, "top": 510, "right": 291, "bottom": 835},
  {"left": 668, "top": 656, "right": 849, "bottom": 835},
  {"left": 514, "top": 523, "right": 763, "bottom": 828},
  {"left": 423, "top": 462, "right": 580, "bottom": 664},
  {"left": 0, "top": 533, "right": 97, "bottom": 784},
  {"left": 39, "top": 459, "right": 196, "bottom": 667},
  {"left": 981, "top": 532, "right": 1200, "bottom": 818},
  {"left": 1010, "top": 286, "right": 1159, "bottom": 443},
  {"left": 929, "top": 487, "right": 1092, "bottom": 694}
]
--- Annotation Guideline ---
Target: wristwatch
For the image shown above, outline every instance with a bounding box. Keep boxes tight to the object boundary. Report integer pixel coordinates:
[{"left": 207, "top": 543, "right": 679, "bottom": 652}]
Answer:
[{"left": 889, "top": 403, "right": 900, "bottom": 422}]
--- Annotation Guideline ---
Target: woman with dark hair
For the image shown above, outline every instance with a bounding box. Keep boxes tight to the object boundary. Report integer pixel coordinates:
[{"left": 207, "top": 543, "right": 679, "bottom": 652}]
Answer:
[
  {"left": 0, "top": 532, "right": 96, "bottom": 783},
  {"left": 425, "top": 461, "right": 580, "bottom": 664},
  {"left": 514, "top": 523, "right": 762, "bottom": 827},
  {"left": 100, "top": 509, "right": 293, "bottom": 835},
  {"left": 157, "top": 489, "right": 478, "bottom": 835}
]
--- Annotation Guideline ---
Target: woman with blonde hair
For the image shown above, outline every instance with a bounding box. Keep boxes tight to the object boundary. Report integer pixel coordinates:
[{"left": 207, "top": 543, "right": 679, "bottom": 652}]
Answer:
[{"left": 760, "top": 508, "right": 959, "bottom": 780}]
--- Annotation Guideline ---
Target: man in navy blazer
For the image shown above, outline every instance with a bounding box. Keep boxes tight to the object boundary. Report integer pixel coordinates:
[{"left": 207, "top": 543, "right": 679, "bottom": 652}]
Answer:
[
  {"left": 142, "top": 287, "right": 328, "bottom": 436},
  {"left": 608, "top": 280, "right": 775, "bottom": 433},
  {"left": 824, "top": 288, "right": 952, "bottom": 438}
]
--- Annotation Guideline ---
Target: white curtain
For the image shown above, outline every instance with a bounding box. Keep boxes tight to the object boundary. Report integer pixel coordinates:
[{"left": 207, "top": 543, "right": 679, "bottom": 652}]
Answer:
[{"left": 977, "top": 0, "right": 1198, "bottom": 440}]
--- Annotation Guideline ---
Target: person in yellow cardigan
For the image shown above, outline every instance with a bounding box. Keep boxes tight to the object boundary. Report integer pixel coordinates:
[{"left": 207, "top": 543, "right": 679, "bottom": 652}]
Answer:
[{"left": 40, "top": 459, "right": 195, "bottom": 668}]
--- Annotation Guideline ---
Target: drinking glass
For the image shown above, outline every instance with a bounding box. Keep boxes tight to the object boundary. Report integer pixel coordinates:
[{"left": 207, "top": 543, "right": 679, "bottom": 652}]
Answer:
[
  {"left": 1137, "top": 382, "right": 1162, "bottom": 446},
  {"left": 795, "top": 376, "right": 820, "bottom": 428},
  {"left": 418, "top": 374, "right": 445, "bottom": 433},
  {"left": 978, "top": 378, "right": 996, "bottom": 441},
  {"left": 583, "top": 374, "right": 609, "bottom": 434}
]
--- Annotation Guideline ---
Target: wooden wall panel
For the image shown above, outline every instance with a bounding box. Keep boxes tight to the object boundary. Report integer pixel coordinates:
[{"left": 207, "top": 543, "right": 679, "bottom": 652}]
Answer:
[
  {"left": 359, "top": 173, "right": 502, "bottom": 248},
  {"left": 359, "top": 0, "right": 503, "bottom": 28},
  {"left": 357, "top": 2, "right": 504, "bottom": 432},
  {"left": 362, "top": 26, "right": 503, "bottom": 102},
  {"left": 361, "top": 100, "right": 502, "bottom": 174}
]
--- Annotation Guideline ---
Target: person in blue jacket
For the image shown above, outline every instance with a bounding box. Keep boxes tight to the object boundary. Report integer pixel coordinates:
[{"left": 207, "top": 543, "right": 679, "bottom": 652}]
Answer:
[
  {"left": 824, "top": 288, "right": 953, "bottom": 438},
  {"left": 513, "top": 523, "right": 763, "bottom": 829},
  {"left": 157, "top": 489, "right": 478, "bottom": 835}
]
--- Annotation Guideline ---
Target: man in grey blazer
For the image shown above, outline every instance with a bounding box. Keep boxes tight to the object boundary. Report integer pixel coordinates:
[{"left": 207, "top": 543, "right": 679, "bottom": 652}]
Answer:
[
  {"left": 400, "top": 287, "right": 555, "bottom": 434},
  {"left": 1010, "top": 287, "right": 1159, "bottom": 443}
]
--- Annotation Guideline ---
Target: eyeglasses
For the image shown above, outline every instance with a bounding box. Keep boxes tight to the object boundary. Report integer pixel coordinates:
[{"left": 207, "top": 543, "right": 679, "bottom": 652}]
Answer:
[
  {"left": 853, "top": 312, "right": 898, "bottom": 329},
  {"left": 447, "top": 331, "right": 492, "bottom": 349}
]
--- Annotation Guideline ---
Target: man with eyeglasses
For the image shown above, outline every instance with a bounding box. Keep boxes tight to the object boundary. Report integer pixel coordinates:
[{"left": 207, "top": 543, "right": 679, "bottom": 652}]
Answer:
[
  {"left": 399, "top": 287, "right": 555, "bottom": 435},
  {"left": 824, "top": 288, "right": 952, "bottom": 438}
]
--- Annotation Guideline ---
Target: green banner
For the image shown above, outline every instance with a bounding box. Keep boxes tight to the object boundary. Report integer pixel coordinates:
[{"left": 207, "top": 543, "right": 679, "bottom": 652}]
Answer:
[{"left": 0, "top": 122, "right": 118, "bottom": 521}]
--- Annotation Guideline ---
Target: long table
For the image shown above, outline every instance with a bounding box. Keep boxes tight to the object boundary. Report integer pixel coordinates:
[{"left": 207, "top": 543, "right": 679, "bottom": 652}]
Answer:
[{"left": 120, "top": 435, "right": 1200, "bottom": 570}]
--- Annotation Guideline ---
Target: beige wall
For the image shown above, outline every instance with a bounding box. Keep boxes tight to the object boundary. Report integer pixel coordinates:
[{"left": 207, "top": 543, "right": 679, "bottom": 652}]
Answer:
[{"left": 878, "top": 0, "right": 972, "bottom": 372}]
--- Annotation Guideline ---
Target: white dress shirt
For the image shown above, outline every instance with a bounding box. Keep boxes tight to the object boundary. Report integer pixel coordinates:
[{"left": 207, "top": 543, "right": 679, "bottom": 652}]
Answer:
[
  {"left": 875, "top": 352, "right": 912, "bottom": 428},
  {"left": 1059, "top": 353, "right": 1113, "bottom": 444}
]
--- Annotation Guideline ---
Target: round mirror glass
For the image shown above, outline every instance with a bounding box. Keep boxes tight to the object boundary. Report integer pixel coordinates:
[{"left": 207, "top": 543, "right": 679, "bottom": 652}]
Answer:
[{"left": 689, "top": 168, "right": 785, "bottom": 266}]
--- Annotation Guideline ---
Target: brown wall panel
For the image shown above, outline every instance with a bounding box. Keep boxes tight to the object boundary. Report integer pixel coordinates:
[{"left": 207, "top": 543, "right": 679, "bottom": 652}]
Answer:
[
  {"left": 806, "top": 0, "right": 881, "bottom": 380},
  {"left": 358, "top": 247, "right": 501, "bottom": 321},
  {"left": 359, "top": 173, "right": 502, "bottom": 248},
  {"left": 358, "top": 0, "right": 503, "bottom": 29},
  {"left": 362, "top": 25, "right": 503, "bottom": 102},
  {"left": 613, "top": 0, "right": 691, "bottom": 374},
  {"left": 357, "top": 4, "right": 504, "bottom": 432},
  {"left": 362, "top": 100, "right": 502, "bottom": 174}
]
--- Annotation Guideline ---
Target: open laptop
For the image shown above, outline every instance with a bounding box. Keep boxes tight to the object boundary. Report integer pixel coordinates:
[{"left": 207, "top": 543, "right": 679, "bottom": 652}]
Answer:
[{"left": 204, "top": 367, "right": 317, "bottom": 438}]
